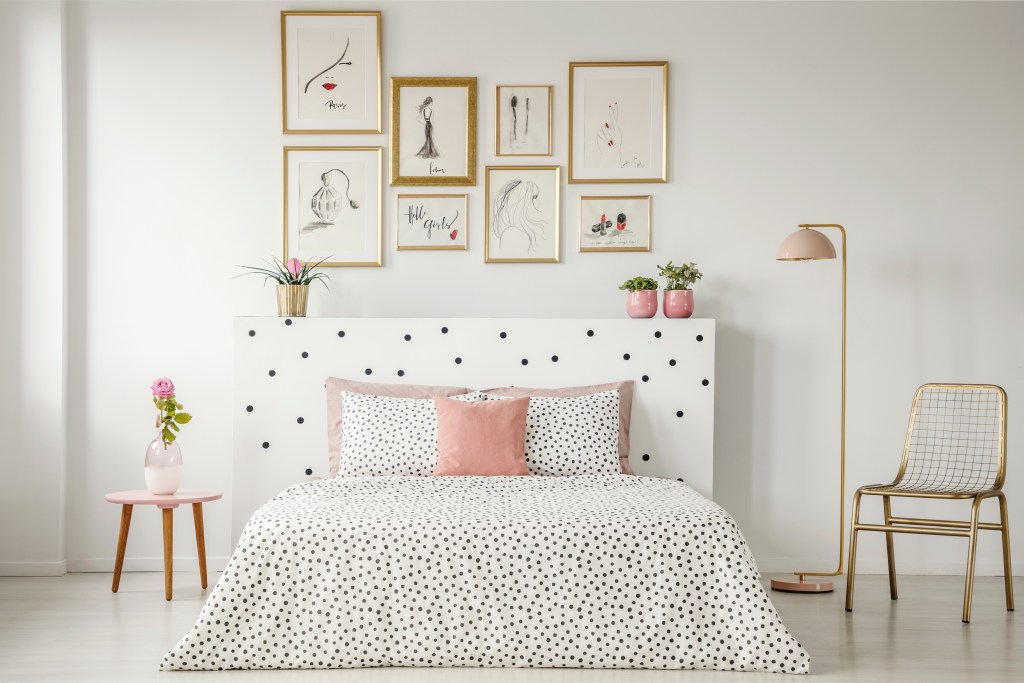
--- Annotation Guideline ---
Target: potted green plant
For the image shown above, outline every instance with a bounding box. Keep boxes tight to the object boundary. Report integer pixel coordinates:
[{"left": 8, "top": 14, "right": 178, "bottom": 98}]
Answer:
[
  {"left": 238, "top": 256, "right": 330, "bottom": 317},
  {"left": 657, "top": 261, "right": 702, "bottom": 318},
  {"left": 618, "top": 276, "right": 660, "bottom": 318}
]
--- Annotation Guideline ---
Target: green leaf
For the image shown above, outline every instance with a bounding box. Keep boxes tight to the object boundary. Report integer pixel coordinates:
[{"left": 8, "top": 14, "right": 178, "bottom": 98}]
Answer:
[
  {"left": 156, "top": 398, "right": 166, "bottom": 410},
  {"left": 168, "top": 421, "right": 180, "bottom": 432},
  {"left": 174, "top": 412, "right": 192, "bottom": 424},
  {"left": 162, "top": 427, "right": 176, "bottom": 443}
]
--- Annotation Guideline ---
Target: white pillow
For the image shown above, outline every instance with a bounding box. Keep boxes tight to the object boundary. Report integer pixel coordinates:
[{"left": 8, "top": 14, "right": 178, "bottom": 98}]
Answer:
[
  {"left": 338, "top": 391, "right": 439, "bottom": 476},
  {"left": 459, "top": 389, "right": 621, "bottom": 476}
]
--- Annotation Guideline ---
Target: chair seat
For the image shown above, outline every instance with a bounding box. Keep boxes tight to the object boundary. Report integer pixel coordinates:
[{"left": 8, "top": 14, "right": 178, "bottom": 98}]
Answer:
[{"left": 861, "top": 483, "right": 991, "bottom": 499}]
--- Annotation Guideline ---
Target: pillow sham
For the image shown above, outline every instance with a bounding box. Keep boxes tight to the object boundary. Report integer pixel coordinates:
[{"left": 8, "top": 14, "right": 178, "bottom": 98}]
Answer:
[
  {"left": 479, "top": 381, "right": 635, "bottom": 474},
  {"left": 457, "top": 390, "right": 621, "bottom": 476},
  {"left": 326, "top": 378, "right": 470, "bottom": 477},
  {"left": 433, "top": 395, "right": 530, "bottom": 476},
  {"left": 338, "top": 391, "right": 441, "bottom": 476}
]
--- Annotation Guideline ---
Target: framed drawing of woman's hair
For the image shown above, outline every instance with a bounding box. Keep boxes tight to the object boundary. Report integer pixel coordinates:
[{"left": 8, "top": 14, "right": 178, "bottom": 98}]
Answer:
[
  {"left": 283, "top": 146, "right": 382, "bottom": 267},
  {"left": 579, "top": 195, "right": 651, "bottom": 252},
  {"left": 396, "top": 194, "right": 468, "bottom": 251},
  {"left": 281, "top": 11, "right": 382, "bottom": 134},
  {"left": 568, "top": 61, "right": 668, "bottom": 183},
  {"left": 495, "top": 85, "right": 553, "bottom": 157},
  {"left": 390, "top": 77, "right": 477, "bottom": 186},
  {"left": 484, "top": 166, "right": 560, "bottom": 263}
]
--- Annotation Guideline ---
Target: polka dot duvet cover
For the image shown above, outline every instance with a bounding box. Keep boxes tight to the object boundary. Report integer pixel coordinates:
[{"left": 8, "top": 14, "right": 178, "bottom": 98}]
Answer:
[{"left": 162, "top": 475, "right": 810, "bottom": 673}]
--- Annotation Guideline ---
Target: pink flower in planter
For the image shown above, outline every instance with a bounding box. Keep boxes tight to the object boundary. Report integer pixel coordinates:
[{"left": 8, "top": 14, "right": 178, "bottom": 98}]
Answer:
[
  {"left": 151, "top": 377, "right": 175, "bottom": 398},
  {"left": 286, "top": 258, "right": 302, "bottom": 279}
]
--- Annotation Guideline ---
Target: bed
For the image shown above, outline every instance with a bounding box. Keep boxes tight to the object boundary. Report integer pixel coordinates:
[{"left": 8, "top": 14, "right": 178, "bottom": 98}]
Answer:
[
  {"left": 162, "top": 474, "right": 809, "bottom": 673},
  {"left": 164, "top": 318, "right": 808, "bottom": 673}
]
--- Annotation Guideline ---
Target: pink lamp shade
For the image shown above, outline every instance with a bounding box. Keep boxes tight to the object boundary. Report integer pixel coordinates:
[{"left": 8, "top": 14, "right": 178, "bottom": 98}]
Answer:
[{"left": 776, "top": 228, "right": 836, "bottom": 261}]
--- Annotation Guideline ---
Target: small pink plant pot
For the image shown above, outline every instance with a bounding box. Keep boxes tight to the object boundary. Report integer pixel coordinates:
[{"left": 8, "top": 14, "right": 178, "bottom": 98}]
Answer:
[
  {"left": 663, "top": 290, "right": 694, "bottom": 318},
  {"left": 626, "top": 290, "right": 659, "bottom": 318}
]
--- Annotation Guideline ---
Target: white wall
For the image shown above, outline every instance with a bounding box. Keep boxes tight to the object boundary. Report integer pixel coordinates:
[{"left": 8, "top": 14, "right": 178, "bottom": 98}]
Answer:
[
  {"left": 0, "top": 0, "right": 67, "bottom": 576},
  {"left": 4, "top": 0, "right": 1023, "bottom": 577}
]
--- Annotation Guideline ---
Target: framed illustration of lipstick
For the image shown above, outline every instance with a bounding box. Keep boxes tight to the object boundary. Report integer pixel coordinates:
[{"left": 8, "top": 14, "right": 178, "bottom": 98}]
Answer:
[
  {"left": 281, "top": 11, "right": 382, "bottom": 134},
  {"left": 578, "top": 195, "right": 651, "bottom": 253}
]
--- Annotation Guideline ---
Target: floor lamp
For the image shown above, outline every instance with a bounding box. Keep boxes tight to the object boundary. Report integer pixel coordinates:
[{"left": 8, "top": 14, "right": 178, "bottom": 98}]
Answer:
[{"left": 772, "top": 223, "right": 847, "bottom": 593}]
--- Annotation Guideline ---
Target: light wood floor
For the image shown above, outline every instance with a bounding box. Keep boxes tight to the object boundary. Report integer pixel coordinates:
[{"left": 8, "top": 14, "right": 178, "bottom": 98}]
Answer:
[{"left": 0, "top": 573, "right": 1020, "bottom": 681}]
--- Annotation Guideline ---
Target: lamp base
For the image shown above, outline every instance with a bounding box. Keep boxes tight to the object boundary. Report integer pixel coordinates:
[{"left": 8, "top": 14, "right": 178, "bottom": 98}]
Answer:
[{"left": 770, "top": 576, "right": 834, "bottom": 593}]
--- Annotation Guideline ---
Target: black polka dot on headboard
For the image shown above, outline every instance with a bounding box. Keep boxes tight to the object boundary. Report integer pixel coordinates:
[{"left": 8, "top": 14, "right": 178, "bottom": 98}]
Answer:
[
  {"left": 642, "top": 453, "right": 651, "bottom": 462},
  {"left": 623, "top": 353, "right": 631, "bottom": 361},
  {"left": 676, "top": 410, "right": 684, "bottom": 418},
  {"left": 696, "top": 334, "right": 704, "bottom": 342},
  {"left": 364, "top": 368, "right": 372, "bottom": 376},
  {"left": 268, "top": 370, "right": 276, "bottom": 377},
  {"left": 669, "top": 359, "right": 676, "bottom": 367},
  {"left": 248, "top": 330, "right": 256, "bottom": 337},
  {"left": 499, "top": 331, "right": 507, "bottom": 339},
  {"left": 297, "top": 417, "right": 304, "bottom": 424},
  {"left": 702, "top": 379, "right": 710, "bottom": 386},
  {"left": 641, "top": 375, "right": 649, "bottom": 382},
  {"left": 455, "top": 357, "right": 462, "bottom": 365},
  {"left": 262, "top": 442, "right": 270, "bottom": 449},
  {"left": 551, "top": 355, "right": 559, "bottom": 363},
  {"left": 284, "top": 319, "right": 292, "bottom": 326},
  {"left": 397, "top": 370, "right": 405, "bottom": 377},
  {"left": 245, "top": 405, "right": 253, "bottom": 412},
  {"left": 654, "top": 331, "right": 662, "bottom": 338},
  {"left": 337, "top": 330, "right": 346, "bottom": 338},
  {"left": 301, "top": 351, "right": 308, "bottom": 359},
  {"left": 586, "top": 329, "right": 595, "bottom": 337},
  {"left": 305, "top": 468, "right": 312, "bottom": 476},
  {"left": 404, "top": 334, "right": 412, "bottom": 341},
  {"left": 441, "top": 326, "right": 449, "bottom": 334},
  {"left": 521, "top": 358, "right": 529, "bottom": 366}
]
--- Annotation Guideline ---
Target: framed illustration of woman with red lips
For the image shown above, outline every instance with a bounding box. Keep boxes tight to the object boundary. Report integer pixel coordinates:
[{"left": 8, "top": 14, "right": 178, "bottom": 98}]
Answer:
[{"left": 281, "top": 11, "right": 382, "bottom": 134}]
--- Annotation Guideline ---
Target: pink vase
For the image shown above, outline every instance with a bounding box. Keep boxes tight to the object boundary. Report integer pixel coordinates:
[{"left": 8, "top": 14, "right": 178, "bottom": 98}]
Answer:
[
  {"left": 626, "top": 290, "right": 658, "bottom": 318},
  {"left": 663, "top": 289, "right": 694, "bottom": 318}
]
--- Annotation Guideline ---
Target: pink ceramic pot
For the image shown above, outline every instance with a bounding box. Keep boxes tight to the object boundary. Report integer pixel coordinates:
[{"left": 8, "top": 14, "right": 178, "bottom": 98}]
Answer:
[
  {"left": 663, "top": 289, "right": 694, "bottom": 318},
  {"left": 626, "top": 290, "right": 659, "bottom": 318}
]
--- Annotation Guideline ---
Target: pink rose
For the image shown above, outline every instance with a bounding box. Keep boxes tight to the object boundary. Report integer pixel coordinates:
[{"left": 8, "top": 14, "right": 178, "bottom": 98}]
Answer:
[
  {"left": 286, "top": 257, "right": 302, "bottom": 278},
  {"left": 151, "top": 377, "right": 175, "bottom": 398}
]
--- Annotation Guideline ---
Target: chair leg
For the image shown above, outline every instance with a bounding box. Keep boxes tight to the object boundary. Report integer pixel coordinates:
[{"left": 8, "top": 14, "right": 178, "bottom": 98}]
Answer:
[
  {"left": 962, "top": 496, "right": 984, "bottom": 623},
  {"left": 883, "top": 495, "right": 898, "bottom": 600},
  {"left": 997, "top": 493, "right": 1014, "bottom": 612},
  {"left": 845, "top": 489, "right": 865, "bottom": 612}
]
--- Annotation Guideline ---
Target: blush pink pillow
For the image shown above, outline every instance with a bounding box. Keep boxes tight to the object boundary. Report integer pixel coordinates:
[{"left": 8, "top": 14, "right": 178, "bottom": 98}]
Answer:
[{"left": 433, "top": 395, "right": 530, "bottom": 476}]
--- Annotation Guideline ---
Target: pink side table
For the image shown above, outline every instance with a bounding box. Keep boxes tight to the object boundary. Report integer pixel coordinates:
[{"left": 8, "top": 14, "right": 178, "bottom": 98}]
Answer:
[{"left": 104, "top": 489, "right": 222, "bottom": 601}]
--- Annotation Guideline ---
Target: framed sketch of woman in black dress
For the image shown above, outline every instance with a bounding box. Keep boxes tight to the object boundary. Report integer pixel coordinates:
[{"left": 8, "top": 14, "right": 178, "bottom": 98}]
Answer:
[{"left": 390, "top": 77, "right": 477, "bottom": 186}]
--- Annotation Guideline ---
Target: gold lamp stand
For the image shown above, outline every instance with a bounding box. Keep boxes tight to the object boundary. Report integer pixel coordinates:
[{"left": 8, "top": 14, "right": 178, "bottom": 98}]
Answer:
[{"left": 772, "top": 223, "right": 847, "bottom": 593}]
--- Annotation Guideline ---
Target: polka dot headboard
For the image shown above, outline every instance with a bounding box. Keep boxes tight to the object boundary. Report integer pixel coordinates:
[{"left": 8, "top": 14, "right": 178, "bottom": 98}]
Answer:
[{"left": 233, "top": 317, "right": 716, "bottom": 539}]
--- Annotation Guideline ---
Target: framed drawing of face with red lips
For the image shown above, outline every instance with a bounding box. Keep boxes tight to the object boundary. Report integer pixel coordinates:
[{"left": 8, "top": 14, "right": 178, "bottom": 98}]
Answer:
[{"left": 281, "top": 11, "right": 382, "bottom": 134}]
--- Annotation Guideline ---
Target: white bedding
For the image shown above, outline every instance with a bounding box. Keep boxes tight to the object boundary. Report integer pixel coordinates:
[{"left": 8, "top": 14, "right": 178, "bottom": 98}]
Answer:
[{"left": 162, "top": 475, "right": 810, "bottom": 674}]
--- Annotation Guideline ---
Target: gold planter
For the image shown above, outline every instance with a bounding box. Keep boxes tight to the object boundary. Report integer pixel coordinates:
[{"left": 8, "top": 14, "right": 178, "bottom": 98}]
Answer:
[{"left": 276, "top": 285, "right": 309, "bottom": 317}]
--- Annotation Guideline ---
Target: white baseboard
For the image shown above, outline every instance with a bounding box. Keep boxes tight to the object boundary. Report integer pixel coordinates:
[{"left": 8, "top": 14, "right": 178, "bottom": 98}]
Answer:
[
  {"left": 67, "top": 556, "right": 229, "bottom": 573},
  {"left": 0, "top": 560, "right": 68, "bottom": 577},
  {"left": 756, "top": 558, "right": 1017, "bottom": 577}
]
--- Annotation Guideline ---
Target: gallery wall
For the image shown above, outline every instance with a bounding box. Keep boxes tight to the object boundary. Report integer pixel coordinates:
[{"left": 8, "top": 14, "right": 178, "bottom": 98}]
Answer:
[{"left": 2, "top": 0, "right": 1022, "bottom": 577}]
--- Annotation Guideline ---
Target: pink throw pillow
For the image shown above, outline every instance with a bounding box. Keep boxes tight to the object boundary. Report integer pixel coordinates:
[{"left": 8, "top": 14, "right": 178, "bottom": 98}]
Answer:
[{"left": 433, "top": 395, "right": 530, "bottom": 476}]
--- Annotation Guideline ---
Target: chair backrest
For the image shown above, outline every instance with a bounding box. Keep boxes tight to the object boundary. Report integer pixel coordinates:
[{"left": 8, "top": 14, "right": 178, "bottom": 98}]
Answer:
[{"left": 893, "top": 384, "right": 1007, "bottom": 493}]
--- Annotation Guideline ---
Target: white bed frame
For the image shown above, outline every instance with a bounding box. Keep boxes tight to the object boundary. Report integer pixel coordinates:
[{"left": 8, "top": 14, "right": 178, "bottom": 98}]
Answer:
[{"left": 232, "top": 317, "right": 715, "bottom": 539}]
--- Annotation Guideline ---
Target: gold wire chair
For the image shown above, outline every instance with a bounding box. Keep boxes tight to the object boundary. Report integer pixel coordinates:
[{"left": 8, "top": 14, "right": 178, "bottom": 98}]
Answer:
[{"left": 845, "top": 383, "right": 1014, "bottom": 622}]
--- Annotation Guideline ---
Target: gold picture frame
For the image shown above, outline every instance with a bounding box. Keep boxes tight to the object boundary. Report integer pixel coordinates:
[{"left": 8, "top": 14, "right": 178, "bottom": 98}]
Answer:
[
  {"left": 283, "top": 146, "right": 383, "bottom": 267},
  {"left": 396, "top": 194, "right": 469, "bottom": 251},
  {"left": 495, "top": 85, "right": 553, "bottom": 157},
  {"left": 568, "top": 61, "right": 668, "bottom": 183},
  {"left": 390, "top": 77, "right": 478, "bottom": 186},
  {"left": 280, "top": 11, "right": 382, "bottom": 134},
  {"left": 579, "top": 195, "right": 652, "bottom": 252},
  {"left": 484, "top": 165, "right": 561, "bottom": 263}
]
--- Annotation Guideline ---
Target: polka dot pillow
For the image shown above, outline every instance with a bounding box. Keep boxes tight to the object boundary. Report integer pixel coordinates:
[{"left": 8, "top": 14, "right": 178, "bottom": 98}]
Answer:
[
  {"left": 459, "top": 389, "right": 621, "bottom": 476},
  {"left": 339, "top": 391, "right": 440, "bottom": 476}
]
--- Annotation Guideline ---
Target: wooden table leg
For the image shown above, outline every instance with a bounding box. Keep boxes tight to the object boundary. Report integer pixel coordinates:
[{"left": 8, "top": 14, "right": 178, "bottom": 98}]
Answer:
[
  {"left": 192, "top": 503, "right": 208, "bottom": 589},
  {"left": 162, "top": 508, "right": 173, "bottom": 601},
  {"left": 111, "top": 504, "right": 133, "bottom": 593}
]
